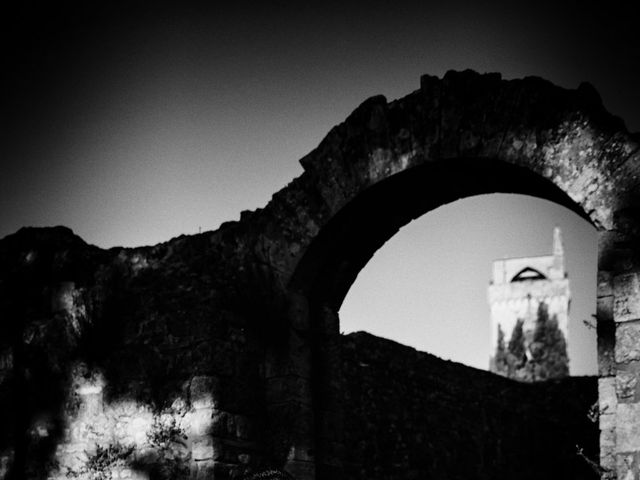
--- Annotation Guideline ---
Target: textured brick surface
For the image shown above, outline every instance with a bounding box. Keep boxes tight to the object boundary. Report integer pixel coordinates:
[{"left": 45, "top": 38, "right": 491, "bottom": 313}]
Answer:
[
  {"left": 616, "top": 321, "right": 640, "bottom": 364},
  {"left": 617, "top": 403, "right": 640, "bottom": 452},
  {"left": 617, "top": 372, "right": 639, "bottom": 401}
]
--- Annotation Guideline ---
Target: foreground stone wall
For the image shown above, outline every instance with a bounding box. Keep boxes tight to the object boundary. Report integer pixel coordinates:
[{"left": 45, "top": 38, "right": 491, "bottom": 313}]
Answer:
[{"left": 342, "top": 332, "right": 598, "bottom": 480}]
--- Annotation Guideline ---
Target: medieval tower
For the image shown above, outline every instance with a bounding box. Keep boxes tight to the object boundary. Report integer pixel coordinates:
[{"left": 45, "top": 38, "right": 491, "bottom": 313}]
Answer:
[{"left": 488, "top": 227, "right": 570, "bottom": 379}]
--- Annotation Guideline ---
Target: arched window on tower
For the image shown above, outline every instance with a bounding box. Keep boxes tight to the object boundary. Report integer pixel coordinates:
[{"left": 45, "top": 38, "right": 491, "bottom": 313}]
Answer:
[{"left": 511, "top": 267, "right": 547, "bottom": 282}]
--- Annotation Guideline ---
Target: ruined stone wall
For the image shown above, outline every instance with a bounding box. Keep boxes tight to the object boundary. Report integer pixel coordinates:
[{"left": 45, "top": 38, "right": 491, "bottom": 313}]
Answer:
[
  {"left": 0, "top": 223, "right": 600, "bottom": 480},
  {"left": 0, "top": 227, "right": 270, "bottom": 479},
  {"left": 599, "top": 270, "right": 640, "bottom": 477},
  {"left": 1, "top": 70, "right": 639, "bottom": 479},
  {"left": 342, "top": 332, "right": 599, "bottom": 480}
]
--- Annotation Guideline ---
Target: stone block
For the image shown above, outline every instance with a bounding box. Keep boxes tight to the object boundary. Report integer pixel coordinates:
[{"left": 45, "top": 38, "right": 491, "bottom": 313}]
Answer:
[
  {"left": 192, "top": 436, "right": 217, "bottom": 461},
  {"left": 618, "top": 372, "right": 639, "bottom": 401},
  {"left": 192, "top": 393, "right": 217, "bottom": 411},
  {"left": 617, "top": 402, "right": 640, "bottom": 452},
  {"left": 188, "top": 407, "right": 214, "bottom": 436},
  {"left": 614, "top": 273, "right": 640, "bottom": 322},
  {"left": 600, "top": 377, "right": 618, "bottom": 415},
  {"left": 616, "top": 321, "right": 640, "bottom": 364},
  {"left": 617, "top": 452, "right": 640, "bottom": 480}
]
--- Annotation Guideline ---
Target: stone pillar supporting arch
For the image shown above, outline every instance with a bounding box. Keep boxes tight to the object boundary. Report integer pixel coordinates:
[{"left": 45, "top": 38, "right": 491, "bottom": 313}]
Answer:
[{"left": 597, "top": 208, "right": 640, "bottom": 478}]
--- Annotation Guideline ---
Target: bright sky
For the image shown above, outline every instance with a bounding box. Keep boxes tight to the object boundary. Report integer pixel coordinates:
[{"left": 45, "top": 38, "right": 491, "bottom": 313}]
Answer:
[
  {"left": 339, "top": 194, "right": 598, "bottom": 375},
  {"left": 2, "top": 1, "right": 637, "bottom": 375}
]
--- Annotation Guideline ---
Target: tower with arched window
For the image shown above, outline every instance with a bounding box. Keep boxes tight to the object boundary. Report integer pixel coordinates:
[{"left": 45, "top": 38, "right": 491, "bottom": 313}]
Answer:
[{"left": 488, "top": 227, "right": 570, "bottom": 377}]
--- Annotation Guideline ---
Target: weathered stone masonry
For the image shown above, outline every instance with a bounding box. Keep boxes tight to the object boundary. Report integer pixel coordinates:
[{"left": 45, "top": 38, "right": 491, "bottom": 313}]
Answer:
[{"left": 1, "top": 70, "right": 640, "bottom": 479}]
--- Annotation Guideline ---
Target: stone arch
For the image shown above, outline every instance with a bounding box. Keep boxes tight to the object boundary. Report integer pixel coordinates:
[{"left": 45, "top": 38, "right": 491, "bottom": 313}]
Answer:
[{"left": 253, "top": 70, "right": 640, "bottom": 479}]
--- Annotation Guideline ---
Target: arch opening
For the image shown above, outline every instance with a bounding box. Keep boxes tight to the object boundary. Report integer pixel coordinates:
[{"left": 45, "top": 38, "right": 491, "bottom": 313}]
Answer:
[
  {"left": 290, "top": 158, "right": 594, "bottom": 308},
  {"left": 339, "top": 193, "right": 598, "bottom": 376},
  {"left": 286, "top": 157, "right": 601, "bottom": 479}
]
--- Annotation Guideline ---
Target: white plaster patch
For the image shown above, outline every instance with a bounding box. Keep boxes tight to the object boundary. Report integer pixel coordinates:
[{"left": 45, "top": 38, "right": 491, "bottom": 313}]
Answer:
[
  {"left": 184, "top": 407, "right": 214, "bottom": 437},
  {"left": 74, "top": 366, "right": 106, "bottom": 395},
  {"left": 76, "top": 384, "right": 103, "bottom": 395},
  {"left": 50, "top": 366, "right": 206, "bottom": 479},
  {"left": 193, "top": 390, "right": 218, "bottom": 410}
]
